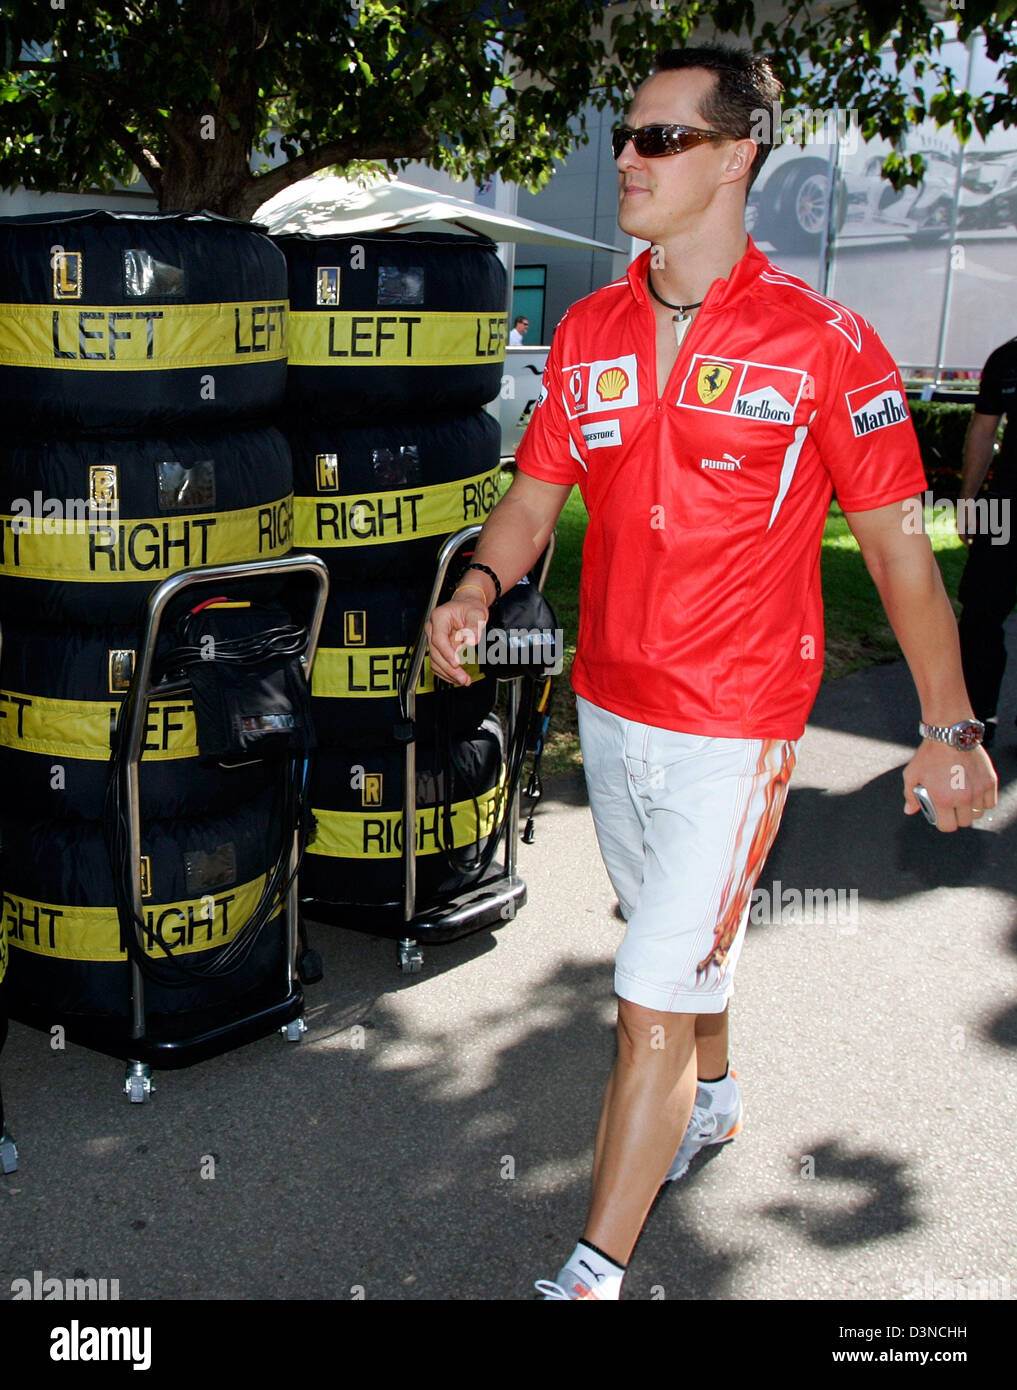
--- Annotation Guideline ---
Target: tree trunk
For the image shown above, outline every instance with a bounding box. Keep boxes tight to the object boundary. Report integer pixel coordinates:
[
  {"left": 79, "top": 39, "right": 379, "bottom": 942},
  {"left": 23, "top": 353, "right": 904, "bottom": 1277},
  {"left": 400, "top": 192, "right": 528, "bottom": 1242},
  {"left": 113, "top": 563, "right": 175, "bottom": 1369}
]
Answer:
[
  {"left": 155, "top": 0, "right": 262, "bottom": 219},
  {"left": 157, "top": 114, "right": 259, "bottom": 219},
  {"left": 151, "top": 0, "right": 430, "bottom": 219}
]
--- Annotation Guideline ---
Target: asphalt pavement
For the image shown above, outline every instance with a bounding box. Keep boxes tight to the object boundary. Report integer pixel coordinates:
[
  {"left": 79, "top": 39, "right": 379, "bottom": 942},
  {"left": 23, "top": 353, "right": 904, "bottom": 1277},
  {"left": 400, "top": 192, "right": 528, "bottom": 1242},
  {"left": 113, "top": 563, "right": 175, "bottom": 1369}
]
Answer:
[{"left": 2, "top": 626, "right": 1016, "bottom": 1303}]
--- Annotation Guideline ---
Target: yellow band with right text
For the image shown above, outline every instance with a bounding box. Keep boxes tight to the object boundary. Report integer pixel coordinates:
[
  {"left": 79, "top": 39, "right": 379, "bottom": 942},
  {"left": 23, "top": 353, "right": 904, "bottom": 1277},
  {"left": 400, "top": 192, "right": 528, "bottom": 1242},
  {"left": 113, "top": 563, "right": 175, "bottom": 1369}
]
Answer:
[
  {"left": 309, "top": 780, "right": 506, "bottom": 860},
  {"left": 0, "top": 497, "right": 292, "bottom": 582},
  {"left": 4, "top": 873, "right": 280, "bottom": 963}
]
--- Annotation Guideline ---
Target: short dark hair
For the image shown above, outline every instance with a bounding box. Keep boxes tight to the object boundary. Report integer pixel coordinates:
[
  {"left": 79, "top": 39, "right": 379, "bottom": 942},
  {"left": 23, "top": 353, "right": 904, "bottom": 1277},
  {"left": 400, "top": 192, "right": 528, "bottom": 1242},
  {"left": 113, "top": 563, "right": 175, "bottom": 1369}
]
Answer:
[
  {"left": 514, "top": 315, "right": 528, "bottom": 325},
  {"left": 653, "top": 45, "right": 783, "bottom": 190}
]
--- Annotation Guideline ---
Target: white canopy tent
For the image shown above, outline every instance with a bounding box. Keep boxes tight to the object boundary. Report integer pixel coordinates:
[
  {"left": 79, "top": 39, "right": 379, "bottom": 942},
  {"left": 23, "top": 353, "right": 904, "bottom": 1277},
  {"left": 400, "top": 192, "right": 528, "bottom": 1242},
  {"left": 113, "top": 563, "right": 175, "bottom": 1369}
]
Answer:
[{"left": 253, "top": 170, "right": 625, "bottom": 254}]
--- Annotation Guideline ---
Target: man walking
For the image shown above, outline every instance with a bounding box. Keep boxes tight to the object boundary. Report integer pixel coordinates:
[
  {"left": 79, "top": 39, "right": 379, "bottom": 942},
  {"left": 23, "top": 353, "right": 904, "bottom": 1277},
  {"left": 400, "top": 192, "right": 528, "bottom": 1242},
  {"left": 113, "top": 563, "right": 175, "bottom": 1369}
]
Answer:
[
  {"left": 957, "top": 335, "right": 1017, "bottom": 749},
  {"left": 426, "top": 44, "right": 997, "bottom": 1300},
  {"left": 509, "top": 314, "right": 530, "bottom": 345}
]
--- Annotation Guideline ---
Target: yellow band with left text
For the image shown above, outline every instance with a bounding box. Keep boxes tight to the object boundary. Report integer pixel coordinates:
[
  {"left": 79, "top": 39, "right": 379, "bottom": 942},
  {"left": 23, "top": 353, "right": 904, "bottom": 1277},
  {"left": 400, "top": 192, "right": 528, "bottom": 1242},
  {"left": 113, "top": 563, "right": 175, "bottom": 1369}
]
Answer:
[{"left": 0, "top": 300, "right": 288, "bottom": 370}]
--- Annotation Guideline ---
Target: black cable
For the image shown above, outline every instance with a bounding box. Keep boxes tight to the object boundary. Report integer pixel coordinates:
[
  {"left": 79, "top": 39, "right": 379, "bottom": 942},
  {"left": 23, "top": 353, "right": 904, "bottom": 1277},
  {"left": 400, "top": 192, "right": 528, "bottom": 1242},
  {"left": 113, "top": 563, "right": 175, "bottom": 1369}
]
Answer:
[
  {"left": 104, "top": 750, "right": 310, "bottom": 985},
  {"left": 435, "top": 666, "right": 488, "bottom": 874},
  {"left": 102, "top": 731, "right": 302, "bottom": 986},
  {"left": 101, "top": 615, "right": 314, "bottom": 987},
  {"left": 434, "top": 672, "right": 538, "bottom": 882},
  {"left": 161, "top": 622, "right": 306, "bottom": 676}
]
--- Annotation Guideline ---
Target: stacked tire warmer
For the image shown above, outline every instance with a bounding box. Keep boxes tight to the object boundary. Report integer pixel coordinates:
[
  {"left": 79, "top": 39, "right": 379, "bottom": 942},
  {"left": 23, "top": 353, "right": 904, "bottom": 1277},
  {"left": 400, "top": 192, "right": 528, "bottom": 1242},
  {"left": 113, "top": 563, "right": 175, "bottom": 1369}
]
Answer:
[
  {"left": 0, "top": 210, "right": 295, "bottom": 1045},
  {"left": 275, "top": 231, "right": 509, "bottom": 918},
  {"left": 1, "top": 909, "right": 16, "bottom": 1172}
]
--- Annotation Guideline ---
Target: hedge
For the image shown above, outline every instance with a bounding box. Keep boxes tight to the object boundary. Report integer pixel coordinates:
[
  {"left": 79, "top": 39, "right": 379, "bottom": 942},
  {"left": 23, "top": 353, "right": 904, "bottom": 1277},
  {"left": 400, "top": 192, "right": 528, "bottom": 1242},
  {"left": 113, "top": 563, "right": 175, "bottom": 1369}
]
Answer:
[{"left": 908, "top": 399, "right": 975, "bottom": 499}]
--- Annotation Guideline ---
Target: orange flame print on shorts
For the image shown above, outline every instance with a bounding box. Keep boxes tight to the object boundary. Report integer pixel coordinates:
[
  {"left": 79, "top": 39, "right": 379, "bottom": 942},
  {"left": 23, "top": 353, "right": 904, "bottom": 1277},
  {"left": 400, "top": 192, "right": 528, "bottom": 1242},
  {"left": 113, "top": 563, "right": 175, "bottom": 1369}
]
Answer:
[{"left": 697, "top": 738, "right": 797, "bottom": 978}]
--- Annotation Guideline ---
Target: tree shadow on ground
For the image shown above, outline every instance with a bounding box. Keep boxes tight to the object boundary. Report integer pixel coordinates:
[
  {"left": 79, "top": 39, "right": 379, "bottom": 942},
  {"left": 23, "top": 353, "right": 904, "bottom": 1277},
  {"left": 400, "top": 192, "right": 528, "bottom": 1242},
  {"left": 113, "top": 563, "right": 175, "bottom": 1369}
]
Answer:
[
  {"left": 985, "top": 918, "right": 1017, "bottom": 1049},
  {"left": 755, "top": 764, "right": 1017, "bottom": 1058},
  {"left": 761, "top": 1140, "right": 920, "bottom": 1248},
  {"left": 0, "top": 930, "right": 741, "bottom": 1301}
]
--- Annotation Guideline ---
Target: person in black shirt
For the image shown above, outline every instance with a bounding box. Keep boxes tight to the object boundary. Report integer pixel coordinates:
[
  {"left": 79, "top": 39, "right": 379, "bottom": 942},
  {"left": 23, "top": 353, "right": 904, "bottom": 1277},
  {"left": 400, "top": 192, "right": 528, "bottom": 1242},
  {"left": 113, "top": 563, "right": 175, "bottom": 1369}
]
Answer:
[{"left": 957, "top": 338, "right": 1017, "bottom": 750}]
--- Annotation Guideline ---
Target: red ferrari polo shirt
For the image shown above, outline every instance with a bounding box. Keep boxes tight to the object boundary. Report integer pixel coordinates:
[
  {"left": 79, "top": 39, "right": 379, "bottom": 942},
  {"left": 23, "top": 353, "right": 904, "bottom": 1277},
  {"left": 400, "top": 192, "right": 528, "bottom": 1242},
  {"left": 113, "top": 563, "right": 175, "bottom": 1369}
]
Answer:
[{"left": 515, "top": 237, "right": 928, "bottom": 739}]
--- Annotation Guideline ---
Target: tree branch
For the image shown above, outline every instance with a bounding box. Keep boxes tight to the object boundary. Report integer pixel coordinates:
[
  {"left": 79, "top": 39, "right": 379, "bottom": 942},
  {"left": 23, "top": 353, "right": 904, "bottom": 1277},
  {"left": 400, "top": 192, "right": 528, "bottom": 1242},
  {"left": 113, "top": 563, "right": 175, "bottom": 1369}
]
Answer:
[
  {"left": 239, "top": 133, "right": 431, "bottom": 217},
  {"left": 104, "top": 119, "right": 164, "bottom": 196}
]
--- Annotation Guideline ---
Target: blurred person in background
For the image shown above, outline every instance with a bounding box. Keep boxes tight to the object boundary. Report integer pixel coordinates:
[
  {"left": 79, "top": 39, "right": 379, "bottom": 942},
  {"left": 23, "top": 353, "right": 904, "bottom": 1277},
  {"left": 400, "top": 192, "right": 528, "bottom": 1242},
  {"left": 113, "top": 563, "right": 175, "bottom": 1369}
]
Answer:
[{"left": 957, "top": 335, "right": 1017, "bottom": 750}]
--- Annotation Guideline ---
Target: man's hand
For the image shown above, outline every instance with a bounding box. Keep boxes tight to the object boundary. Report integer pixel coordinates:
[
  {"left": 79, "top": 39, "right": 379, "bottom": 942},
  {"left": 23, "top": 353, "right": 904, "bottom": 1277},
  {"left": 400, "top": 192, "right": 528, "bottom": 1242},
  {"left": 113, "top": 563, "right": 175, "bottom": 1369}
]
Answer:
[
  {"left": 425, "top": 593, "right": 490, "bottom": 686},
  {"left": 423, "top": 470, "right": 573, "bottom": 686},
  {"left": 845, "top": 499, "right": 998, "bottom": 833},
  {"left": 954, "top": 498, "right": 975, "bottom": 547},
  {"left": 902, "top": 740, "right": 998, "bottom": 832}
]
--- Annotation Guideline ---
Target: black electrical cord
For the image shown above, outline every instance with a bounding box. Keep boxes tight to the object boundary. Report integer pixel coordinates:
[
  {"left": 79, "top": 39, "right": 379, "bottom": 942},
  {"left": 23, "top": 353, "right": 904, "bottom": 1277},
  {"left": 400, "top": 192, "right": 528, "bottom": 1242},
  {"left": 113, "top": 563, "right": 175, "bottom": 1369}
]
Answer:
[
  {"left": 161, "top": 622, "right": 306, "bottom": 677},
  {"left": 429, "top": 551, "right": 554, "bottom": 880},
  {"left": 521, "top": 675, "right": 553, "bottom": 843},
  {"left": 101, "top": 615, "right": 314, "bottom": 987},
  {"left": 433, "top": 670, "right": 539, "bottom": 881},
  {"left": 102, "top": 737, "right": 308, "bottom": 986}
]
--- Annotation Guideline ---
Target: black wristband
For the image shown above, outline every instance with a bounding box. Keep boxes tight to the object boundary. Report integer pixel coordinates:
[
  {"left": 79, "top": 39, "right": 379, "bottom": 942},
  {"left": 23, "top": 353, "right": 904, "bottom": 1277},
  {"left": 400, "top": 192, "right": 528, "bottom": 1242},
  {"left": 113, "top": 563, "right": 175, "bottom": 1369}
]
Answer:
[{"left": 461, "top": 561, "right": 502, "bottom": 603}]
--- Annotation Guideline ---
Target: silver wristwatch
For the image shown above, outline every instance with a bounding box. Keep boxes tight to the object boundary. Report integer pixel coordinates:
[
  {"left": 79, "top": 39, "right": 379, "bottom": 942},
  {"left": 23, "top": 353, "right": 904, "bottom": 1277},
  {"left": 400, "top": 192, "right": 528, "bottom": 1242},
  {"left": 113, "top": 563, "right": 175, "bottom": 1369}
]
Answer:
[{"left": 918, "top": 719, "right": 985, "bottom": 750}]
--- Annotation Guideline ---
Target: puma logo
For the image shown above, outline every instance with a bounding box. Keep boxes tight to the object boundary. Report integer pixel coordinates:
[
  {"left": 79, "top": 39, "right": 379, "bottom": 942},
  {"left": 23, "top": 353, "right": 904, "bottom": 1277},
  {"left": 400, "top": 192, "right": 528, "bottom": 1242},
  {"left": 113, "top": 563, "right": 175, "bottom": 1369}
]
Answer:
[{"left": 701, "top": 452, "right": 745, "bottom": 471}]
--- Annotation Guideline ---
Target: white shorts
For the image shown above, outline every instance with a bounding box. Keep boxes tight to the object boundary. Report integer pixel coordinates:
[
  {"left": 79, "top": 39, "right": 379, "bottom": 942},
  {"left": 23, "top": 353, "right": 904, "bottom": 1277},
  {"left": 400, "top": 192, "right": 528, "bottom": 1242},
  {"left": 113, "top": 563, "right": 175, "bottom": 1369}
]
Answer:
[{"left": 577, "top": 694, "right": 797, "bottom": 1014}]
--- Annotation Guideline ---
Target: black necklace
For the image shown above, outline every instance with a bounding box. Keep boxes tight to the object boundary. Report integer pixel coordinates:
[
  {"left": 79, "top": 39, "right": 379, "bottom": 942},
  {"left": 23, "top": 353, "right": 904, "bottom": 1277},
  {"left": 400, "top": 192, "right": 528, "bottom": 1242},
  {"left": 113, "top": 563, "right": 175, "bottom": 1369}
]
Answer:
[
  {"left": 646, "top": 273, "right": 704, "bottom": 315},
  {"left": 647, "top": 273, "right": 704, "bottom": 348}
]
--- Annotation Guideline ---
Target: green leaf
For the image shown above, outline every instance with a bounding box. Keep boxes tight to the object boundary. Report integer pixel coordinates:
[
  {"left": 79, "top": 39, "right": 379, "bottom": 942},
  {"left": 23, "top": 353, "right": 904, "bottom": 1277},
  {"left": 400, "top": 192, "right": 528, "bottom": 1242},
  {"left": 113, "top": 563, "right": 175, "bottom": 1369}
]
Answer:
[{"left": 0, "top": 0, "right": 1012, "bottom": 216}]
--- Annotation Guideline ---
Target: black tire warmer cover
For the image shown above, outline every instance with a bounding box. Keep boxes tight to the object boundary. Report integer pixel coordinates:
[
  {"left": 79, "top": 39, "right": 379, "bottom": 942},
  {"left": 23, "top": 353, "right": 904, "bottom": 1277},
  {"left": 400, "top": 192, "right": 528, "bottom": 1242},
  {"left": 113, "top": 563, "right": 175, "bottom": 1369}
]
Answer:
[
  {"left": 0, "top": 210, "right": 289, "bottom": 436},
  {"left": 300, "top": 718, "right": 505, "bottom": 911},
  {"left": 3, "top": 787, "right": 287, "bottom": 1020},
  {"left": 275, "top": 231, "right": 506, "bottom": 421}
]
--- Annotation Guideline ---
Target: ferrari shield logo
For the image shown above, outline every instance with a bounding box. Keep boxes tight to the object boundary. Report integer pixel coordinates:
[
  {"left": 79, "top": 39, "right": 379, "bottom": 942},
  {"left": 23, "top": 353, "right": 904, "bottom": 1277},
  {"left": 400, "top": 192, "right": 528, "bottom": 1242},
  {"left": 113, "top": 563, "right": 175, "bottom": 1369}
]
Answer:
[{"left": 697, "top": 363, "right": 733, "bottom": 404}]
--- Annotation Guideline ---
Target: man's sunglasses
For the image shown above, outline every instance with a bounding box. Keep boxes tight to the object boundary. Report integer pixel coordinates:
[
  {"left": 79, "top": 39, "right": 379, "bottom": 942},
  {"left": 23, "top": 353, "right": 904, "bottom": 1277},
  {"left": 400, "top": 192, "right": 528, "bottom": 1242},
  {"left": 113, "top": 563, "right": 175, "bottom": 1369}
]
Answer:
[{"left": 611, "top": 123, "right": 734, "bottom": 160}]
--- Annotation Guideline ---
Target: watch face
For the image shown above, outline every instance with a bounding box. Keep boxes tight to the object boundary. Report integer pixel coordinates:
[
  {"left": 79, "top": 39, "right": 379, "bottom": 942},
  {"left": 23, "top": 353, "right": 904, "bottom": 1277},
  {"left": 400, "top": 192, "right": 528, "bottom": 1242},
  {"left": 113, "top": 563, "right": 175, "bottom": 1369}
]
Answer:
[{"left": 954, "top": 721, "right": 984, "bottom": 750}]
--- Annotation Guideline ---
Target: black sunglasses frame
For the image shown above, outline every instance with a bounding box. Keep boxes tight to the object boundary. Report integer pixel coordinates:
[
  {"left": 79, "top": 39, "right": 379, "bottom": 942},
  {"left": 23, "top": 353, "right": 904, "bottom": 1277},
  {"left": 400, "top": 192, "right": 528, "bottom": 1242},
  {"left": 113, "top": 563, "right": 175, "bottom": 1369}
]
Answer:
[{"left": 611, "top": 123, "right": 735, "bottom": 161}]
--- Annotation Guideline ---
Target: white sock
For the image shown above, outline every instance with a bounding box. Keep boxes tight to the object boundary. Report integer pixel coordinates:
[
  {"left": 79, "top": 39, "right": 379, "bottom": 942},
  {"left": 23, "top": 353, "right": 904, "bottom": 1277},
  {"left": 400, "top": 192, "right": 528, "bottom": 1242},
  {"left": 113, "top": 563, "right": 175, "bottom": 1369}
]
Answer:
[
  {"left": 559, "top": 1240, "right": 626, "bottom": 1300},
  {"left": 700, "top": 1066, "right": 737, "bottom": 1112}
]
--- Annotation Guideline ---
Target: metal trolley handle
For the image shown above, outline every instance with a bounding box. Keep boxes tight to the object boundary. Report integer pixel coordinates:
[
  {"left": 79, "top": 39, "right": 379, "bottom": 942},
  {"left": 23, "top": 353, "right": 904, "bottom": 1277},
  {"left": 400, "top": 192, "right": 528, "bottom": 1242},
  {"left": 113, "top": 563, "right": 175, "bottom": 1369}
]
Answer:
[
  {"left": 399, "top": 526, "right": 556, "bottom": 927},
  {"left": 115, "top": 554, "right": 330, "bottom": 1041}
]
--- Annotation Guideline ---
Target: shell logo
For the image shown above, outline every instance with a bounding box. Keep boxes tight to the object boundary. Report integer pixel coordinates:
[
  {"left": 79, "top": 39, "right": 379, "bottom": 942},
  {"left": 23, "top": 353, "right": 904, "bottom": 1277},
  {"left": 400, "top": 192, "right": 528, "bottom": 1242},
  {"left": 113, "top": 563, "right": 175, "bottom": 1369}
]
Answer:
[{"left": 595, "top": 366, "right": 630, "bottom": 401}]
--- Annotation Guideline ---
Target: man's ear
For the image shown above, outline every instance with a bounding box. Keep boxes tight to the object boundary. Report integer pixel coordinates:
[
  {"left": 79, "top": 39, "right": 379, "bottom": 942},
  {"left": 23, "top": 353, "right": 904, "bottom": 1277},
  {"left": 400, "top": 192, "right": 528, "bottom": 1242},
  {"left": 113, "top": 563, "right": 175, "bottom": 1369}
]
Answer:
[{"left": 721, "top": 137, "right": 758, "bottom": 186}]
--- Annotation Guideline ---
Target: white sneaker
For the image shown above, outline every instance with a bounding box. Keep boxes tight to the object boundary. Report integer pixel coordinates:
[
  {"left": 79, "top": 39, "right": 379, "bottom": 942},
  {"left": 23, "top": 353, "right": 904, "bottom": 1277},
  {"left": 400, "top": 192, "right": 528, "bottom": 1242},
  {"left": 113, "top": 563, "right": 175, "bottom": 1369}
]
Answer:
[
  {"left": 534, "top": 1266, "right": 602, "bottom": 1300},
  {"left": 664, "top": 1073, "right": 743, "bottom": 1182}
]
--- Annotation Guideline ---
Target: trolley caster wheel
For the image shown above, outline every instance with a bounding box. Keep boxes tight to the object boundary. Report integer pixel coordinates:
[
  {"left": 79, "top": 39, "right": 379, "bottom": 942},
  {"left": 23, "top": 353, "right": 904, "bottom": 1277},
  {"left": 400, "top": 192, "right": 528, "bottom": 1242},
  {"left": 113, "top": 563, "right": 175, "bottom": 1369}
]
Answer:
[
  {"left": 281, "top": 1017, "right": 307, "bottom": 1042},
  {"left": 124, "top": 1061, "right": 154, "bottom": 1104},
  {"left": 298, "top": 948, "right": 323, "bottom": 985},
  {"left": 397, "top": 941, "right": 423, "bottom": 974},
  {"left": 0, "top": 1130, "right": 18, "bottom": 1174}
]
